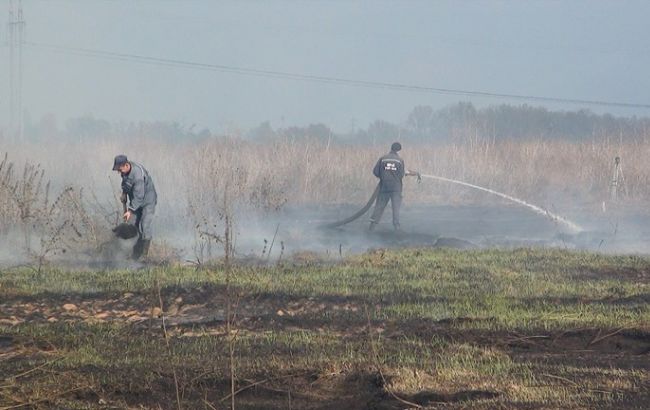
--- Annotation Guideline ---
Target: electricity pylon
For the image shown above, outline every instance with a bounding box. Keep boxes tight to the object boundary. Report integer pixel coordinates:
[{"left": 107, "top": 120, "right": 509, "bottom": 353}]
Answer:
[{"left": 7, "top": 0, "right": 25, "bottom": 140}]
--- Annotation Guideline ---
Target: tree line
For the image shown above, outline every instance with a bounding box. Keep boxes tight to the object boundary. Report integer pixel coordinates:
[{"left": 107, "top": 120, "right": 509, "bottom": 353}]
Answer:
[
  {"left": 7, "top": 102, "right": 650, "bottom": 143},
  {"left": 249, "top": 103, "right": 650, "bottom": 143}
]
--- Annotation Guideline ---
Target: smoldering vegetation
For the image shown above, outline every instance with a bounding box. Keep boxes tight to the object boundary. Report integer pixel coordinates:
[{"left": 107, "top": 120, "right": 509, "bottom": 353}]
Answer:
[{"left": 2, "top": 120, "right": 650, "bottom": 268}]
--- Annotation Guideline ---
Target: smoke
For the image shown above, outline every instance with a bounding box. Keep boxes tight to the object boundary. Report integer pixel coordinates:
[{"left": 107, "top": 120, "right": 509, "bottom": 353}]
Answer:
[
  {"left": 2, "top": 136, "right": 650, "bottom": 272},
  {"left": 86, "top": 236, "right": 140, "bottom": 269},
  {"left": 2, "top": 191, "right": 648, "bottom": 271}
]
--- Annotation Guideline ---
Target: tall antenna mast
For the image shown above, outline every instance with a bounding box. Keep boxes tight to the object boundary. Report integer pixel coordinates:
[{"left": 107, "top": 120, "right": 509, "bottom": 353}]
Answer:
[{"left": 7, "top": 0, "right": 25, "bottom": 140}]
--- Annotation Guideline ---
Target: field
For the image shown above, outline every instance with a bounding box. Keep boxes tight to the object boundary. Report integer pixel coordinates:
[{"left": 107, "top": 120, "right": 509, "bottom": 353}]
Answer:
[
  {"left": 1, "top": 248, "right": 649, "bottom": 409},
  {"left": 2, "top": 2, "right": 650, "bottom": 407}
]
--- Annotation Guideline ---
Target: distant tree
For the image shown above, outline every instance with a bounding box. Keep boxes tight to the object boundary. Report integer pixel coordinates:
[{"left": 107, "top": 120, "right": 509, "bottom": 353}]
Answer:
[
  {"left": 305, "top": 123, "right": 332, "bottom": 140},
  {"left": 65, "top": 115, "right": 111, "bottom": 141},
  {"left": 196, "top": 128, "right": 212, "bottom": 140},
  {"left": 248, "top": 121, "right": 276, "bottom": 140},
  {"left": 405, "top": 102, "right": 650, "bottom": 141},
  {"left": 407, "top": 105, "right": 437, "bottom": 140},
  {"left": 366, "top": 120, "right": 401, "bottom": 143},
  {"left": 278, "top": 123, "right": 332, "bottom": 141},
  {"left": 37, "top": 113, "right": 59, "bottom": 140}
]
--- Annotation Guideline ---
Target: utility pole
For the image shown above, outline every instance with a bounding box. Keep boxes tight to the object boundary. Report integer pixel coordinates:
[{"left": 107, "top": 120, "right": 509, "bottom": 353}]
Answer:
[
  {"left": 610, "top": 156, "right": 627, "bottom": 202},
  {"left": 7, "top": 0, "right": 25, "bottom": 141}
]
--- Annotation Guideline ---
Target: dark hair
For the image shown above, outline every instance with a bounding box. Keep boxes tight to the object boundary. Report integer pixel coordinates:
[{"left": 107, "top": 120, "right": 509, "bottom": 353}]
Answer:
[{"left": 391, "top": 142, "right": 402, "bottom": 152}]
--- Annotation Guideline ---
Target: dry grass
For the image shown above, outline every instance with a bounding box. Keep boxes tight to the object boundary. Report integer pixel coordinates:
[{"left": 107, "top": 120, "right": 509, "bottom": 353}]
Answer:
[
  {"left": 1, "top": 133, "right": 649, "bottom": 262},
  {"left": 3, "top": 134, "right": 649, "bottom": 209}
]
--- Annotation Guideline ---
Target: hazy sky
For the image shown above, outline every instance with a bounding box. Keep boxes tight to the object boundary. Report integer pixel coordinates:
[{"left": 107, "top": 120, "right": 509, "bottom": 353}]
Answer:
[{"left": 2, "top": 0, "right": 650, "bottom": 133}]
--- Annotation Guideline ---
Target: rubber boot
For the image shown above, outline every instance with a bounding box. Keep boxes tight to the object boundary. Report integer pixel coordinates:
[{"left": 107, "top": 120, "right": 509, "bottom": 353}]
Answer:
[
  {"left": 132, "top": 238, "right": 144, "bottom": 260},
  {"left": 369, "top": 222, "right": 377, "bottom": 232},
  {"left": 394, "top": 223, "right": 401, "bottom": 232},
  {"left": 141, "top": 240, "right": 151, "bottom": 259}
]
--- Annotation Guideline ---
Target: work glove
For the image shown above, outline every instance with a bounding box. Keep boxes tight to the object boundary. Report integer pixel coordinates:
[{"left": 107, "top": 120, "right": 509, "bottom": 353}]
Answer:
[{"left": 120, "top": 192, "right": 127, "bottom": 204}]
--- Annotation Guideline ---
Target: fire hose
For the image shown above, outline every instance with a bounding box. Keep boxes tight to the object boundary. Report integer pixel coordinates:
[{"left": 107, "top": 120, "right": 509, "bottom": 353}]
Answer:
[
  {"left": 320, "top": 183, "right": 380, "bottom": 229},
  {"left": 321, "top": 173, "right": 420, "bottom": 229}
]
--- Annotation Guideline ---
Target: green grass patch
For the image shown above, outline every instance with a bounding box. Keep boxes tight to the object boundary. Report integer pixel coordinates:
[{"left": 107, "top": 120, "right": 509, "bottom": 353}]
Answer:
[{"left": 1, "top": 248, "right": 648, "bottom": 409}]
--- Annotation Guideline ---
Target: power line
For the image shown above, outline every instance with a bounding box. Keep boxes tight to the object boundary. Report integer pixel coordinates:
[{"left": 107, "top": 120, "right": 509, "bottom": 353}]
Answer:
[{"left": 24, "top": 41, "right": 650, "bottom": 110}]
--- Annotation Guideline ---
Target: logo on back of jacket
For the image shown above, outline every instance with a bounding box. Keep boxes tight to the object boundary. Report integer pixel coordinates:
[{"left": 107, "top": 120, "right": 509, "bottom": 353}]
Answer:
[{"left": 384, "top": 162, "right": 398, "bottom": 171}]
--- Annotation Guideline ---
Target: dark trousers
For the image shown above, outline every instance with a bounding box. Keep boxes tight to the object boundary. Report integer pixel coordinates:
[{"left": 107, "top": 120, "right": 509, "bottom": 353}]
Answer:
[
  {"left": 129, "top": 205, "right": 155, "bottom": 259},
  {"left": 129, "top": 205, "right": 155, "bottom": 240},
  {"left": 370, "top": 191, "right": 402, "bottom": 228}
]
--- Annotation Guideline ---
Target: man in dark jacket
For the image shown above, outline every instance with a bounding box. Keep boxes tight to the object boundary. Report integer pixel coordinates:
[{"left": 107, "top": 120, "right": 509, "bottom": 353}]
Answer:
[
  {"left": 113, "top": 155, "right": 158, "bottom": 259},
  {"left": 369, "top": 142, "right": 419, "bottom": 231}
]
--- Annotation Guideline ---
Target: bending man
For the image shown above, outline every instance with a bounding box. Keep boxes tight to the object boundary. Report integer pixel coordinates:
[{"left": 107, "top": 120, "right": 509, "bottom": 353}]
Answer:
[
  {"left": 113, "top": 154, "right": 158, "bottom": 260},
  {"left": 369, "top": 142, "right": 419, "bottom": 231}
]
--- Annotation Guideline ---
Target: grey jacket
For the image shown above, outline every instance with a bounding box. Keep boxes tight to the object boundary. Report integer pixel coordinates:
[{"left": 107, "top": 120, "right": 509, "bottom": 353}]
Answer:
[
  {"left": 373, "top": 151, "right": 405, "bottom": 193},
  {"left": 121, "top": 161, "right": 157, "bottom": 212}
]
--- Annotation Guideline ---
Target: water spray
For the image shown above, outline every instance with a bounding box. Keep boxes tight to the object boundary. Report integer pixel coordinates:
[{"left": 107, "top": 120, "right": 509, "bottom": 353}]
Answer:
[{"left": 420, "top": 174, "right": 583, "bottom": 233}]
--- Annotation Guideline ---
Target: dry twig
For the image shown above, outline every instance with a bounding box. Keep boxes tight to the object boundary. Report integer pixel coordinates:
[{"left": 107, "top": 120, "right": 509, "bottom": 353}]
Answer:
[
  {"left": 364, "top": 305, "right": 422, "bottom": 409},
  {"left": 156, "top": 279, "right": 183, "bottom": 410}
]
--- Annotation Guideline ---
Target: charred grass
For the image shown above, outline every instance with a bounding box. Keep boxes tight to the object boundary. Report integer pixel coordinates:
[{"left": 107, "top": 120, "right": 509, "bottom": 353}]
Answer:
[{"left": 1, "top": 248, "right": 649, "bottom": 409}]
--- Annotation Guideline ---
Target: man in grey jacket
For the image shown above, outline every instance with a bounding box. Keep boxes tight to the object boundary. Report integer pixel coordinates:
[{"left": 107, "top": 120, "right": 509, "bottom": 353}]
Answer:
[
  {"left": 113, "top": 155, "right": 157, "bottom": 259},
  {"left": 369, "top": 142, "right": 419, "bottom": 231}
]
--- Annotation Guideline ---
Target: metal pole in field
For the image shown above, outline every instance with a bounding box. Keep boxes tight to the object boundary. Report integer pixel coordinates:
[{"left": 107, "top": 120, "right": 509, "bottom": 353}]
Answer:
[
  {"left": 16, "top": 1, "right": 24, "bottom": 141},
  {"left": 8, "top": 1, "right": 15, "bottom": 139},
  {"left": 7, "top": 0, "right": 25, "bottom": 141},
  {"left": 610, "top": 156, "right": 621, "bottom": 202}
]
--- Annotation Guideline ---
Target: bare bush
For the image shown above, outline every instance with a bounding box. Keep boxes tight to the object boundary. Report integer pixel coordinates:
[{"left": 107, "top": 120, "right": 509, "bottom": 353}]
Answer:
[
  {"left": 0, "top": 153, "right": 20, "bottom": 235},
  {"left": 32, "top": 186, "right": 106, "bottom": 270},
  {"left": 0, "top": 153, "right": 109, "bottom": 266},
  {"left": 0, "top": 153, "right": 48, "bottom": 250},
  {"left": 187, "top": 146, "right": 250, "bottom": 263}
]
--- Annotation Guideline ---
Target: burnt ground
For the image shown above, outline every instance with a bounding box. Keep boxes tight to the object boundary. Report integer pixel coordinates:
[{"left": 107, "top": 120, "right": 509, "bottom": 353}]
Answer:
[
  {"left": 3, "top": 203, "right": 647, "bottom": 270},
  {"left": 197, "top": 203, "right": 650, "bottom": 260}
]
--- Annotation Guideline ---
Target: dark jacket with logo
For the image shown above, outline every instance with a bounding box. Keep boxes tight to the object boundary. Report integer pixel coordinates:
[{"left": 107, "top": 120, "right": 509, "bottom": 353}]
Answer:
[
  {"left": 373, "top": 151, "right": 405, "bottom": 193},
  {"left": 121, "top": 161, "right": 157, "bottom": 212}
]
